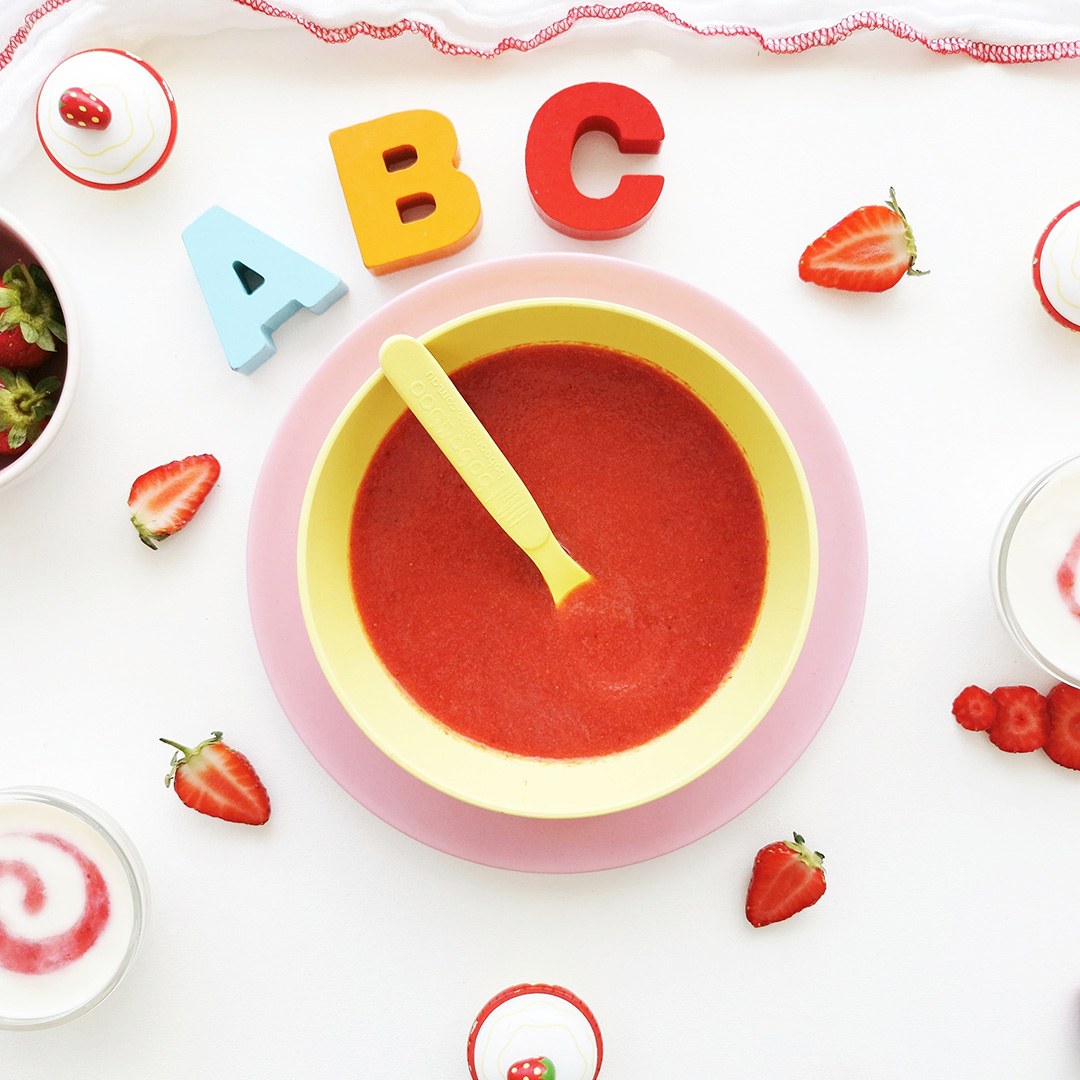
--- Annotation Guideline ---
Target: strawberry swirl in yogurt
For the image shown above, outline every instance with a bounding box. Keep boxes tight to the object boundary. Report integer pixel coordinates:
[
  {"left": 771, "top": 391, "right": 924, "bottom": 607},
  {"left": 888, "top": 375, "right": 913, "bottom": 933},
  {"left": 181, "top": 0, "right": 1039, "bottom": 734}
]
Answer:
[
  {"left": 993, "top": 456, "right": 1080, "bottom": 687},
  {"left": 0, "top": 789, "right": 147, "bottom": 1028}
]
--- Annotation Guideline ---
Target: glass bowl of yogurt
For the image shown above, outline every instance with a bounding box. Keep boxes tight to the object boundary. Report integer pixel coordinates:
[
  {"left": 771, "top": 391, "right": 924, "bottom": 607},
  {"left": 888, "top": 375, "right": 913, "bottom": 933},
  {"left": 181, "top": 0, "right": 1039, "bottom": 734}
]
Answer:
[
  {"left": 0, "top": 787, "right": 148, "bottom": 1029},
  {"left": 992, "top": 455, "right": 1080, "bottom": 687}
]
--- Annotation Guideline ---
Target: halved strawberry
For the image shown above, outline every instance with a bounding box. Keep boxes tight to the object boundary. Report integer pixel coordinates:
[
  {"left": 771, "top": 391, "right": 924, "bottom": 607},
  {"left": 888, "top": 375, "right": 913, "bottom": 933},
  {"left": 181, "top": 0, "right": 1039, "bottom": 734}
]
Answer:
[
  {"left": 798, "top": 189, "right": 926, "bottom": 292},
  {"left": 745, "top": 832, "right": 826, "bottom": 927},
  {"left": 0, "top": 262, "right": 66, "bottom": 369},
  {"left": 160, "top": 731, "right": 270, "bottom": 825},
  {"left": 988, "top": 685, "right": 1049, "bottom": 753},
  {"left": 952, "top": 685, "right": 998, "bottom": 732},
  {"left": 0, "top": 366, "right": 60, "bottom": 455},
  {"left": 1044, "top": 682, "right": 1080, "bottom": 769},
  {"left": 128, "top": 454, "right": 220, "bottom": 549}
]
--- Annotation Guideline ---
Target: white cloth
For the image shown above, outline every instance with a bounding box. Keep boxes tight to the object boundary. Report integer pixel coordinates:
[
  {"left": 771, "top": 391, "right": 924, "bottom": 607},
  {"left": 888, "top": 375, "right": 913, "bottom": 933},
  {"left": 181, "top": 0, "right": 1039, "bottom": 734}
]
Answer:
[{"left": 3, "top": 0, "right": 1080, "bottom": 171}]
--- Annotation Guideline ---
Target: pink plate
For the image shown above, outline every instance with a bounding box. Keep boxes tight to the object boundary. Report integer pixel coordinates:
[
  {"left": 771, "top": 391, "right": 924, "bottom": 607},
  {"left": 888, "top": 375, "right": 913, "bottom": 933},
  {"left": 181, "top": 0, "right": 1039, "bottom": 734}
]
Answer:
[{"left": 246, "top": 253, "right": 866, "bottom": 873}]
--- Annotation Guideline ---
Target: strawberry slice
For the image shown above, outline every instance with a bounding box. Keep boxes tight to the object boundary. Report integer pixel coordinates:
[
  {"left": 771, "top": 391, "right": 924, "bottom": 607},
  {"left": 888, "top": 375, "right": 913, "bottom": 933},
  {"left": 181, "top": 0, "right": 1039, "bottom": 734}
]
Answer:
[
  {"left": 507, "top": 1058, "right": 555, "bottom": 1080},
  {"left": 745, "top": 832, "right": 826, "bottom": 928},
  {"left": 1044, "top": 682, "right": 1080, "bottom": 769},
  {"left": 160, "top": 731, "right": 270, "bottom": 825},
  {"left": 128, "top": 453, "right": 220, "bottom": 549},
  {"left": 952, "top": 685, "right": 998, "bottom": 732},
  {"left": 988, "top": 685, "right": 1049, "bottom": 753},
  {"left": 798, "top": 188, "right": 926, "bottom": 292}
]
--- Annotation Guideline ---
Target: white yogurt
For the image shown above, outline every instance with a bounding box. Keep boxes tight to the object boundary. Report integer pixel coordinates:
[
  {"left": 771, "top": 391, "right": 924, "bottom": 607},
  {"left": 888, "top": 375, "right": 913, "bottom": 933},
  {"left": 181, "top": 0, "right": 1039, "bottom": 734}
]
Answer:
[
  {"left": 0, "top": 789, "right": 147, "bottom": 1028},
  {"left": 993, "top": 456, "right": 1080, "bottom": 686},
  {"left": 469, "top": 986, "right": 601, "bottom": 1080}
]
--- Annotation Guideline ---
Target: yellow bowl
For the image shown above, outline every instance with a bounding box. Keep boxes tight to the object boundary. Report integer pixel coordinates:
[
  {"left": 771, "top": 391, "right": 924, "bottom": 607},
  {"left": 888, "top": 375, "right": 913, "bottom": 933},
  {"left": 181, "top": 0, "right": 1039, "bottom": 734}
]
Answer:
[{"left": 298, "top": 299, "right": 818, "bottom": 818}]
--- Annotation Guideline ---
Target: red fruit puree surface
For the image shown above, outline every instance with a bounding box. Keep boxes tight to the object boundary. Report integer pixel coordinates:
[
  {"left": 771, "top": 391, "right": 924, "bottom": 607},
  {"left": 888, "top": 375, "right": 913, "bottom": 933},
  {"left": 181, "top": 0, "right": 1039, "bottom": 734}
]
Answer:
[
  {"left": 0, "top": 833, "right": 110, "bottom": 975},
  {"left": 350, "top": 343, "right": 768, "bottom": 759}
]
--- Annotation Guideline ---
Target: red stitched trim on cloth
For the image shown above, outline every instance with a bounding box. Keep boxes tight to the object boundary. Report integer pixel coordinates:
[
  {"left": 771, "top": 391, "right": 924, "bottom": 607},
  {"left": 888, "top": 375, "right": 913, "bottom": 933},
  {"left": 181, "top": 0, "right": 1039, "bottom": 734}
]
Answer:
[
  {"left": 0, "top": 0, "right": 80, "bottom": 69},
  {"left": 227, "top": 1, "right": 1080, "bottom": 61},
  {"left": 5, "top": 0, "right": 1080, "bottom": 71}
]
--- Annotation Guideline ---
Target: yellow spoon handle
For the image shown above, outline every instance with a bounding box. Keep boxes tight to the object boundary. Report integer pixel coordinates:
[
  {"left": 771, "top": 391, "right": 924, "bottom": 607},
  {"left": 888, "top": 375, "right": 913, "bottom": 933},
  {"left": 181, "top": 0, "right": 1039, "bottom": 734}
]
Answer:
[{"left": 378, "top": 335, "right": 591, "bottom": 604}]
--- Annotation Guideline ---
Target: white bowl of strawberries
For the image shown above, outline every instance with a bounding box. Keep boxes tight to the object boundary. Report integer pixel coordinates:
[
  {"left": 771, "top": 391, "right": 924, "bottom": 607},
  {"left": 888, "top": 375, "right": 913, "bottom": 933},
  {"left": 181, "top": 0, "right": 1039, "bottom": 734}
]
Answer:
[{"left": 0, "top": 208, "right": 77, "bottom": 491}]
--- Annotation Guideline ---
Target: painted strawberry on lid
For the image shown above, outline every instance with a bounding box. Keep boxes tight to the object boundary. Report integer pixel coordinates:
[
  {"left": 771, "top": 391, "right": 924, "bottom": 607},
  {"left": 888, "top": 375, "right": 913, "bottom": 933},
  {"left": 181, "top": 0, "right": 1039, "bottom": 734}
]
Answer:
[
  {"left": 508, "top": 1058, "right": 555, "bottom": 1079},
  {"left": 58, "top": 87, "right": 111, "bottom": 130}
]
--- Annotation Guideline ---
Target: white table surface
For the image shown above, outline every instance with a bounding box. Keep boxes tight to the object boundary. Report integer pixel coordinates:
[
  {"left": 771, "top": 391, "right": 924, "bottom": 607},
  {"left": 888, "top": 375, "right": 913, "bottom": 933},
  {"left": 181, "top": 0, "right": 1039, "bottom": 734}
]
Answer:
[{"left": 2, "top": 15, "right": 1080, "bottom": 1078}]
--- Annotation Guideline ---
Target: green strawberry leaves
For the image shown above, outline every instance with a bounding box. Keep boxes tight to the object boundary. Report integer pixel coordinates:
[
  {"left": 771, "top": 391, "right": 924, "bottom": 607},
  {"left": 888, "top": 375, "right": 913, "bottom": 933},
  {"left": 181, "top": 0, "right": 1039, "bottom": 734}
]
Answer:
[
  {"left": 0, "top": 367, "right": 60, "bottom": 448},
  {"left": 0, "top": 263, "right": 67, "bottom": 352}
]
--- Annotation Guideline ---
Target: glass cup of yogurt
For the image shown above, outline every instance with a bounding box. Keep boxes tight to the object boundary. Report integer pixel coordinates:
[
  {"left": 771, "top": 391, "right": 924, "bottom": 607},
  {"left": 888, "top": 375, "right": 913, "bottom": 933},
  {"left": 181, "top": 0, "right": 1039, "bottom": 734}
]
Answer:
[
  {"left": 991, "top": 455, "right": 1080, "bottom": 687},
  {"left": 0, "top": 787, "right": 149, "bottom": 1029}
]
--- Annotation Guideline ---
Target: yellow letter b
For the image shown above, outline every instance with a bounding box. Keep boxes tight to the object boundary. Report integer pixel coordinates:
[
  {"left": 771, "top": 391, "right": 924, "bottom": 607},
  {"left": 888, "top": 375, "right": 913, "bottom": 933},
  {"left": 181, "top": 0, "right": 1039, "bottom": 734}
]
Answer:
[{"left": 329, "top": 110, "right": 482, "bottom": 276}]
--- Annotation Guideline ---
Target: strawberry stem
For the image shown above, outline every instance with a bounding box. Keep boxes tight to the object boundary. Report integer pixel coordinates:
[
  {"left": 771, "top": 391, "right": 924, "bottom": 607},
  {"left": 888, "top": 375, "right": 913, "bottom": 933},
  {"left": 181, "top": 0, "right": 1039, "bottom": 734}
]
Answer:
[
  {"left": 159, "top": 738, "right": 194, "bottom": 756},
  {"left": 887, "top": 187, "right": 928, "bottom": 278},
  {"left": 12, "top": 263, "right": 38, "bottom": 306},
  {"left": 160, "top": 732, "right": 223, "bottom": 787},
  {"left": 788, "top": 832, "right": 826, "bottom": 869}
]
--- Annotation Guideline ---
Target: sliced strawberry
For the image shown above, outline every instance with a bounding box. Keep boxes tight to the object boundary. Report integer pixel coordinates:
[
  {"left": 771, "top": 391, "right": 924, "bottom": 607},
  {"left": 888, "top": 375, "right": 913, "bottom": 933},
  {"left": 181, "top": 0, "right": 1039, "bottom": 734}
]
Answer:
[
  {"left": 507, "top": 1058, "right": 555, "bottom": 1080},
  {"left": 128, "top": 454, "right": 220, "bottom": 549},
  {"left": 58, "top": 86, "right": 112, "bottom": 131},
  {"left": 160, "top": 731, "right": 270, "bottom": 825},
  {"left": 952, "top": 685, "right": 998, "bottom": 732},
  {"left": 988, "top": 686, "right": 1049, "bottom": 753},
  {"left": 0, "top": 262, "right": 66, "bottom": 368},
  {"left": 745, "top": 832, "right": 826, "bottom": 928},
  {"left": 1044, "top": 682, "right": 1080, "bottom": 769},
  {"left": 0, "top": 366, "right": 60, "bottom": 455},
  {"left": 798, "top": 189, "right": 926, "bottom": 292}
]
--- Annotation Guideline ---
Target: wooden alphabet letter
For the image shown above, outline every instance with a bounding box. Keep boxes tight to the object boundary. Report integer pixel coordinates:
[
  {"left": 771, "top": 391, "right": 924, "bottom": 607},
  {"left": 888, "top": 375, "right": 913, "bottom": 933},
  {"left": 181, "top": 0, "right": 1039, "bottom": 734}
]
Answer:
[
  {"left": 329, "top": 110, "right": 482, "bottom": 275},
  {"left": 525, "top": 82, "right": 664, "bottom": 240},
  {"left": 182, "top": 206, "right": 347, "bottom": 375}
]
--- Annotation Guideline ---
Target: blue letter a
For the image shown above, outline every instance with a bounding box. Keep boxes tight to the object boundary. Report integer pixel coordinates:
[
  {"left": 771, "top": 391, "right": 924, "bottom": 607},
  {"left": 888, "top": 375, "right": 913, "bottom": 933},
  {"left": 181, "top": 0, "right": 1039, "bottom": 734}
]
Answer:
[{"left": 183, "top": 206, "right": 347, "bottom": 374}]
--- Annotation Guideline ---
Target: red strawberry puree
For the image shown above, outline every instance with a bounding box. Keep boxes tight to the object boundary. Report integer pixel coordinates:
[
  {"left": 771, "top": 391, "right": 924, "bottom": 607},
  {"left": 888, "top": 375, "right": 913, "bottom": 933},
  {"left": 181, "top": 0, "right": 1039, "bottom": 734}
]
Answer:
[
  {"left": 0, "top": 834, "right": 109, "bottom": 974},
  {"left": 350, "top": 343, "right": 768, "bottom": 759}
]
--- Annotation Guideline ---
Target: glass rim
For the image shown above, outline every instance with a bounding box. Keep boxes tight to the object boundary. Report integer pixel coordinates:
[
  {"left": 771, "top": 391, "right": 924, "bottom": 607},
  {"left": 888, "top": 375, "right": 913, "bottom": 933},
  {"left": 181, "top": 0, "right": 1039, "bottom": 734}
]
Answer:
[{"left": 990, "top": 453, "right": 1080, "bottom": 688}]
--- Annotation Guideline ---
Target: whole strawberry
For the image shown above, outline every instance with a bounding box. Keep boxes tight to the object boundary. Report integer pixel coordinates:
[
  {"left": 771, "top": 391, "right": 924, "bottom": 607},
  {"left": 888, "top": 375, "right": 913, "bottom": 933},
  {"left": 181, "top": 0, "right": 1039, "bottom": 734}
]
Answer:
[
  {"left": 799, "top": 188, "right": 926, "bottom": 292},
  {"left": 0, "top": 262, "right": 66, "bottom": 369},
  {"left": 745, "top": 832, "right": 826, "bottom": 927},
  {"left": 160, "top": 731, "right": 270, "bottom": 825},
  {"left": 0, "top": 366, "right": 60, "bottom": 455}
]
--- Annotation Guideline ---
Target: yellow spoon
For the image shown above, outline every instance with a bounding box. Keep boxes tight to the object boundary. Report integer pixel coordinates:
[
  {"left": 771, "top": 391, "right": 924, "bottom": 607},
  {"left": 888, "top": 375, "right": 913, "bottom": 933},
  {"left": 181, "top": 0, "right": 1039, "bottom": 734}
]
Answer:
[{"left": 378, "top": 334, "right": 593, "bottom": 606}]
